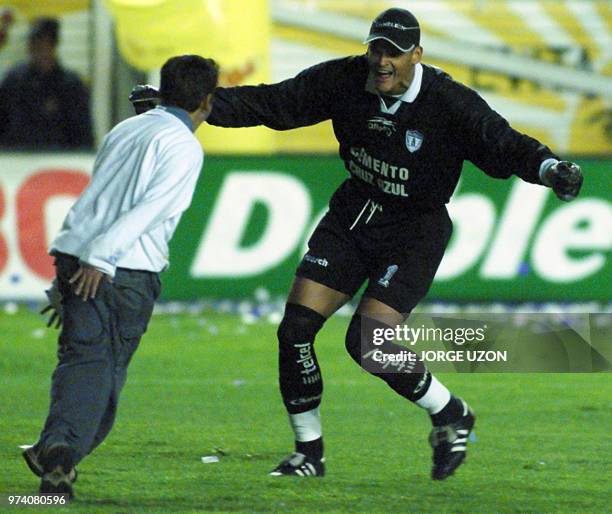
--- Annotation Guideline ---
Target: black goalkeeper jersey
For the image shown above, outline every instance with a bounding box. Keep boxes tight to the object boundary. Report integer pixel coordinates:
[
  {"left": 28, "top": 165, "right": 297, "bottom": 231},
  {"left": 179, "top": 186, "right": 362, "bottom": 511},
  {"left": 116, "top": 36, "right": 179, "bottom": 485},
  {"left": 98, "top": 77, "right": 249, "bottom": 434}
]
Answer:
[{"left": 208, "top": 55, "right": 557, "bottom": 213}]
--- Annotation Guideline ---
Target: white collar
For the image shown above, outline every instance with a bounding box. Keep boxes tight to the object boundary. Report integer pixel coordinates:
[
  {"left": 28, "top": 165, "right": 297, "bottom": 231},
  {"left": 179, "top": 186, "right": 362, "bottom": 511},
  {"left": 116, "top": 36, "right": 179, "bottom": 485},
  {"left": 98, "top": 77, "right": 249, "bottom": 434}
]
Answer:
[{"left": 366, "top": 63, "right": 423, "bottom": 115}]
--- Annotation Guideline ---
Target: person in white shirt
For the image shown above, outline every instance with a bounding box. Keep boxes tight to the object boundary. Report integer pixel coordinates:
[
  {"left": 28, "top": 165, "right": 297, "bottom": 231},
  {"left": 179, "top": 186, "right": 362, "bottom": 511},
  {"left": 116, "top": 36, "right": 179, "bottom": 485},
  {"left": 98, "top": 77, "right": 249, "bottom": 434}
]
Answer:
[{"left": 23, "top": 54, "right": 219, "bottom": 499}]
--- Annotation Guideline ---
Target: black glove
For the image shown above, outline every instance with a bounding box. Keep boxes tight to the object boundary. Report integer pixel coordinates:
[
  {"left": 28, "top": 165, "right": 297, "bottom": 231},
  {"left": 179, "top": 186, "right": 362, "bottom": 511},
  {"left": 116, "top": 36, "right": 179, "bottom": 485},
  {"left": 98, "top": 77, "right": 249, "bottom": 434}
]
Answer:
[
  {"left": 542, "top": 161, "right": 583, "bottom": 202},
  {"left": 128, "top": 84, "right": 160, "bottom": 114},
  {"left": 40, "top": 279, "right": 63, "bottom": 329}
]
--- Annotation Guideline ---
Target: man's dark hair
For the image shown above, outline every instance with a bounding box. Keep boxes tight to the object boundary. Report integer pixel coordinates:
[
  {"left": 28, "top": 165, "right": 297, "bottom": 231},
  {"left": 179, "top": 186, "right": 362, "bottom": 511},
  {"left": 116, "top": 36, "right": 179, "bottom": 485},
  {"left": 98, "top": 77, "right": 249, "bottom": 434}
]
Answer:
[
  {"left": 159, "top": 55, "right": 219, "bottom": 112},
  {"left": 29, "top": 17, "right": 60, "bottom": 45}
]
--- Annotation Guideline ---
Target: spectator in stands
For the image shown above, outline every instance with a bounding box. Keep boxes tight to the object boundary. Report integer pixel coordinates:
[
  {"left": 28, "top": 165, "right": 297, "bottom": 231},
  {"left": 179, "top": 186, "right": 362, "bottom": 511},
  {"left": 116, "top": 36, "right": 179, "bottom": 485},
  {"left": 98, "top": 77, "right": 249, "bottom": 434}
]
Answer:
[{"left": 0, "top": 17, "right": 93, "bottom": 150}]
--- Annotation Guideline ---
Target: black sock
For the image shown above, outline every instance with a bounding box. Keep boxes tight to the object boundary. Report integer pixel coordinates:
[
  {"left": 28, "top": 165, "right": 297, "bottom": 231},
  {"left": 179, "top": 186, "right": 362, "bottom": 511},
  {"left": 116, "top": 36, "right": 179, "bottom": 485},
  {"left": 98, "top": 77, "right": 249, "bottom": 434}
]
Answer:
[
  {"left": 430, "top": 396, "right": 465, "bottom": 426},
  {"left": 295, "top": 437, "right": 324, "bottom": 460}
]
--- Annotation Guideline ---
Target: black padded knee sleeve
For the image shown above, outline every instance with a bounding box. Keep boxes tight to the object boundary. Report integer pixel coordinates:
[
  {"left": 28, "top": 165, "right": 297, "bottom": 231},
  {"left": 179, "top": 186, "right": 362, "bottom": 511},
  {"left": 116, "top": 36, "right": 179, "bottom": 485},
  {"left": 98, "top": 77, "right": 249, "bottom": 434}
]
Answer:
[
  {"left": 278, "top": 303, "right": 326, "bottom": 414},
  {"left": 345, "top": 314, "right": 431, "bottom": 402}
]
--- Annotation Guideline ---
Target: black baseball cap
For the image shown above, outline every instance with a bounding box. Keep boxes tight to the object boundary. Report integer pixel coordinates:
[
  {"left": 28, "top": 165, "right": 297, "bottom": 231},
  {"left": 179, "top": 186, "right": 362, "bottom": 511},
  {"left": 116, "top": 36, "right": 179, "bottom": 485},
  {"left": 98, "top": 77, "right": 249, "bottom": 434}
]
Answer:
[{"left": 364, "top": 8, "right": 420, "bottom": 52}]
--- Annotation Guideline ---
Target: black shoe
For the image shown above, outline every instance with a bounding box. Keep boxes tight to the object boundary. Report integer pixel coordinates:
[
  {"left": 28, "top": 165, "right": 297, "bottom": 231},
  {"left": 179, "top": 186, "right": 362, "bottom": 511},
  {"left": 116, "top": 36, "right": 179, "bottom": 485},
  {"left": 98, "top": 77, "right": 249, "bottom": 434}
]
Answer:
[
  {"left": 269, "top": 452, "right": 325, "bottom": 477},
  {"left": 39, "top": 445, "right": 77, "bottom": 499},
  {"left": 23, "top": 444, "right": 78, "bottom": 482},
  {"left": 429, "top": 399, "right": 475, "bottom": 480},
  {"left": 22, "top": 446, "right": 44, "bottom": 477}
]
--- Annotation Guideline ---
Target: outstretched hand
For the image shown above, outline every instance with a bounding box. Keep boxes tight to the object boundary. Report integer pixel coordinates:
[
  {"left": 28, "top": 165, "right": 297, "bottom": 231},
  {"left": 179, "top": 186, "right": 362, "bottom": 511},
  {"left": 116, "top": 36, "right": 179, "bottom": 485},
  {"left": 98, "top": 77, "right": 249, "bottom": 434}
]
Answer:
[
  {"left": 543, "top": 161, "right": 583, "bottom": 202},
  {"left": 129, "top": 84, "right": 159, "bottom": 114},
  {"left": 69, "top": 264, "right": 111, "bottom": 301}
]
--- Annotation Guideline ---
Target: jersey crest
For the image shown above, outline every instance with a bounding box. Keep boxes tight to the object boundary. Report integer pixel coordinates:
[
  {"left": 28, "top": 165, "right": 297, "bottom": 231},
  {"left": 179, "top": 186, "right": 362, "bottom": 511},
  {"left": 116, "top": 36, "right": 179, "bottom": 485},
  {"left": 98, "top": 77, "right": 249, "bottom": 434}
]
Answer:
[{"left": 405, "top": 130, "right": 423, "bottom": 153}]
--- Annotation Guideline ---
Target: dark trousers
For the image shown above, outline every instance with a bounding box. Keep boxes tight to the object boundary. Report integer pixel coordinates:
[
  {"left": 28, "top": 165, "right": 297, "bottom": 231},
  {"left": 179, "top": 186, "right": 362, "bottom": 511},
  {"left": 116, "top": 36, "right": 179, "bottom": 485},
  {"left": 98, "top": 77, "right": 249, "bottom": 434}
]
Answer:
[{"left": 35, "top": 254, "right": 160, "bottom": 463}]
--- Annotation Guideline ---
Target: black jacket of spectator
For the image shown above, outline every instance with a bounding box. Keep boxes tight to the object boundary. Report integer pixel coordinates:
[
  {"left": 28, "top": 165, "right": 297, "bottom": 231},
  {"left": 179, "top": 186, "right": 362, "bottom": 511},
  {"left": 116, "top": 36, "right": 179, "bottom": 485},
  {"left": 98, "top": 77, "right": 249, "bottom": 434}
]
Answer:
[{"left": 0, "top": 61, "right": 93, "bottom": 150}]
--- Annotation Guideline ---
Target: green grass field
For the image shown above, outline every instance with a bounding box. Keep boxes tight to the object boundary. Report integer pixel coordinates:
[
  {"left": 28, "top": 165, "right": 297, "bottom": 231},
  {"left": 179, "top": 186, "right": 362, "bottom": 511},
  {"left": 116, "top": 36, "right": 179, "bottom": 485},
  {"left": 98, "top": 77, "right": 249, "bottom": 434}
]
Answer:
[{"left": 1, "top": 308, "right": 610, "bottom": 513}]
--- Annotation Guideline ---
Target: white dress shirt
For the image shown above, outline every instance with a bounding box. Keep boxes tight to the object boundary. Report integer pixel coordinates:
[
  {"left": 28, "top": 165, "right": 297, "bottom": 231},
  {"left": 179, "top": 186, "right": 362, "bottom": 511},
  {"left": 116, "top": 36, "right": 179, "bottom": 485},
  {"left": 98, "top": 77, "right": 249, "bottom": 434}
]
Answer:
[{"left": 51, "top": 106, "right": 203, "bottom": 277}]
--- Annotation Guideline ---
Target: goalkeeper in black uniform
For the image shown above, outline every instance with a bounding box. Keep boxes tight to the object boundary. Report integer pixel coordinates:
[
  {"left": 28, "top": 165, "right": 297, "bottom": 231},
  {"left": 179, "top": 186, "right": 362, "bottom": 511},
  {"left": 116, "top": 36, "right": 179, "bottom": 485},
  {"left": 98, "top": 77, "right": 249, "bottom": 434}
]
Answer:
[{"left": 133, "top": 8, "right": 583, "bottom": 480}]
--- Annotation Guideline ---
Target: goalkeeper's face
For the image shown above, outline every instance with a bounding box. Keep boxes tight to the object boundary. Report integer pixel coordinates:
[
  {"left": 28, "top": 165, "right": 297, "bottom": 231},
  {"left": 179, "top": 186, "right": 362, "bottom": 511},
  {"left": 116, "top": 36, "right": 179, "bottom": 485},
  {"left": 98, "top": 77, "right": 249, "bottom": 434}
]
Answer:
[{"left": 367, "top": 40, "right": 422, "bottom": 96}]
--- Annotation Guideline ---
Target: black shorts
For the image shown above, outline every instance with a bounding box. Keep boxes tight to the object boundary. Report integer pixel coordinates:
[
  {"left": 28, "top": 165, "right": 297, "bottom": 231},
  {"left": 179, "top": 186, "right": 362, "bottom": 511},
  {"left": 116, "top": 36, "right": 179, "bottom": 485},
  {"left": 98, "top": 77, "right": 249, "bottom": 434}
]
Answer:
[{"left": 296, "top": 183, "right": 452, "bottom": 314}]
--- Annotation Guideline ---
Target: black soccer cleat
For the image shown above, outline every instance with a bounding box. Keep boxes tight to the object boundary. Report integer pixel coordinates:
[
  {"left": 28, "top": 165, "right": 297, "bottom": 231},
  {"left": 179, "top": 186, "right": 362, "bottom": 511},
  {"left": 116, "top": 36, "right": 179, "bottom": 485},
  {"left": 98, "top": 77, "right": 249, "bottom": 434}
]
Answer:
[
  {"left": 269, "top": 452, "right": 325, "bottom": 477},
  {"left": 39, "top": 445, "right": 77, "bottom": 499},
  {"left": 429, "top": 399, "right": 475, "bottom": 480}
]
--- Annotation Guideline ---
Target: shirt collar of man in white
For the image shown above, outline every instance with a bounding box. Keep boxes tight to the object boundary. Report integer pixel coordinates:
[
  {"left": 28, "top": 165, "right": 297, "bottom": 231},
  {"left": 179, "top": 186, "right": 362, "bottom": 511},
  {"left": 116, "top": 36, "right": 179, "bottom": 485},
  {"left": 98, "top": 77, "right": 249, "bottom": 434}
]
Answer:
[{"left": 156, "top": 104, "right": 194, "bottom": 132}]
